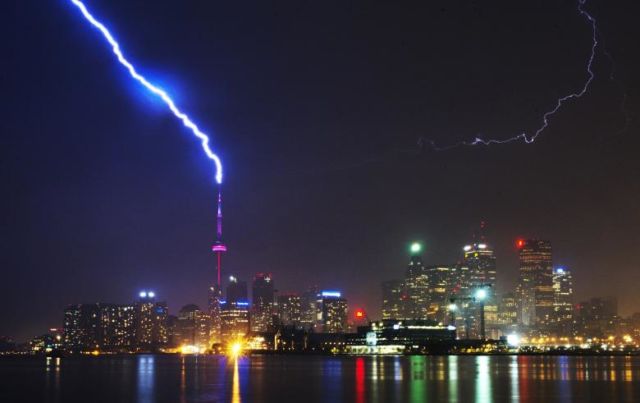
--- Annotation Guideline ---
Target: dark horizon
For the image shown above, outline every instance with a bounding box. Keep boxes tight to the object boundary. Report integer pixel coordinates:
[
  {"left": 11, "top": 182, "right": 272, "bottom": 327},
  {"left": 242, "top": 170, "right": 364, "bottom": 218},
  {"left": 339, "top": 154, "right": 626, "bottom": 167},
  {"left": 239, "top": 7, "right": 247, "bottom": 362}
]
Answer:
[{"left": 2, "top": 0, "right": 639, "bottom": 342}]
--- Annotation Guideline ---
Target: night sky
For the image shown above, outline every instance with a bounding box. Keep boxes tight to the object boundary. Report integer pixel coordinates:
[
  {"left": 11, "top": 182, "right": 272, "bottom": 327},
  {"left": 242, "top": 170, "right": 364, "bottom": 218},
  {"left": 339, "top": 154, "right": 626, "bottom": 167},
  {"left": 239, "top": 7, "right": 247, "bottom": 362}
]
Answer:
[{"left": 2, "top": 0, "right": 639, "bottom": 341}]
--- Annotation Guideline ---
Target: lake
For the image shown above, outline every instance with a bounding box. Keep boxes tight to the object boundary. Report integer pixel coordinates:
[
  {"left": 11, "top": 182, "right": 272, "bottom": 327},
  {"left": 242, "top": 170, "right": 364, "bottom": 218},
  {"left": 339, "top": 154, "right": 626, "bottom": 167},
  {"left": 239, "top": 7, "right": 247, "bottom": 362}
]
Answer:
[{"left": 1, "top": 354, "right": 639, "bottom": 402}]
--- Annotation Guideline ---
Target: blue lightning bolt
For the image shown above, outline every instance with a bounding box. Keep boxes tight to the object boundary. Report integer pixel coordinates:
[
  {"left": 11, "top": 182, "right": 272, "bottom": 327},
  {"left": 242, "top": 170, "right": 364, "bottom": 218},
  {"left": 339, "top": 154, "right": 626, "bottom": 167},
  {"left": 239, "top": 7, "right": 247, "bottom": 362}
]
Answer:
[
  {"left": 69, "top": 0, "right": 223, "bottom": 184},
  {"left": 424, "top": 0, "right": 598, "bottom": 151}
]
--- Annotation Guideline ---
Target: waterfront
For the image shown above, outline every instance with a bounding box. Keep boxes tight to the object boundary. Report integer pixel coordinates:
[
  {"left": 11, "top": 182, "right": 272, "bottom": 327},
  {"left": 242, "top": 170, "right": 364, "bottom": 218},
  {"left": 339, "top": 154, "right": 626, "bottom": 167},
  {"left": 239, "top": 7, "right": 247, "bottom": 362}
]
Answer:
[{"left": 2, "top": 355, "right": 640, "bottom": 402}]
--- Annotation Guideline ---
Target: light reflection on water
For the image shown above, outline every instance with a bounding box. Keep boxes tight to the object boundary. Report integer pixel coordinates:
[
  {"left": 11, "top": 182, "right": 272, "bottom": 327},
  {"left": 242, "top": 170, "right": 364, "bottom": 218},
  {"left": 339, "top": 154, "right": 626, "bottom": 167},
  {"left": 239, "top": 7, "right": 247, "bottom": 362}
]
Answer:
[
  {"left": 136, "top": 355, "right": 155, "bottom": 403},
  {"left": 24, "top": 354, "right": 640, "bottom": 403}
]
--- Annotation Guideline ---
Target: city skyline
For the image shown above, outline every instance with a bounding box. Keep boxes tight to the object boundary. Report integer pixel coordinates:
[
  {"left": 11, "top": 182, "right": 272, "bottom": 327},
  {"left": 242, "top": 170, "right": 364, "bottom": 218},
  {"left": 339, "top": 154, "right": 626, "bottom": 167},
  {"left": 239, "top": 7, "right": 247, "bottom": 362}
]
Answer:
[
  {"left": 4, "top": 232, "right": 630, "bottom": 345},
  {"left": 3, "top": 0, "right": 639, "bottom": 344}
]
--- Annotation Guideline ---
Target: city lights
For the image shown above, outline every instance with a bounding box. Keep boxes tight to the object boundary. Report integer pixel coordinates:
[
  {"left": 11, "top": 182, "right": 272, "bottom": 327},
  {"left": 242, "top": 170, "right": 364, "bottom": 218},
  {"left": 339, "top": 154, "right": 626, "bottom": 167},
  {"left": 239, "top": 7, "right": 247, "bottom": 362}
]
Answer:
[{"left": 229, "top": 341, "right": 243, "bottom": 357}]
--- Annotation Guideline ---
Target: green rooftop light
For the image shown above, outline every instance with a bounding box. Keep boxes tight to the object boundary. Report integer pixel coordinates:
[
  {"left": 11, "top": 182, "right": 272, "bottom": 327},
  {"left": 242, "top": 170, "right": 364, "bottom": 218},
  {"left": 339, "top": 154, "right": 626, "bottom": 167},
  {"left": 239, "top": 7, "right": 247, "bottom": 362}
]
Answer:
[{"left": 410, "top": 242, "right": 422, "bottom": 254}]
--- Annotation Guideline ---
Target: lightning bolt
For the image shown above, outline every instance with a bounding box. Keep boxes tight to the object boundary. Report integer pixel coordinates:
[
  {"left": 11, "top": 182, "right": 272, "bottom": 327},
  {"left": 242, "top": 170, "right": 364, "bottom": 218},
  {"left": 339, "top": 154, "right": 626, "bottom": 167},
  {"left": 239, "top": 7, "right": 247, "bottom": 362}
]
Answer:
[
  {"left": 68, "top": 0, "right": 223, "bottom": 184},
  {"left": 423, "top": 0, "right": 598, "bottom": 151}
]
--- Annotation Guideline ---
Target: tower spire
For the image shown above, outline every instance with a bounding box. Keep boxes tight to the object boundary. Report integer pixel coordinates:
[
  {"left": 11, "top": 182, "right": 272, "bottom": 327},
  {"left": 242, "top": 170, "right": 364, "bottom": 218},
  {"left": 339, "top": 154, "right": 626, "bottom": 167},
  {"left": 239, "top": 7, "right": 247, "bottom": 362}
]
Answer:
[{"left": 212, "top": 186, "right": 227, "bottom": 285}]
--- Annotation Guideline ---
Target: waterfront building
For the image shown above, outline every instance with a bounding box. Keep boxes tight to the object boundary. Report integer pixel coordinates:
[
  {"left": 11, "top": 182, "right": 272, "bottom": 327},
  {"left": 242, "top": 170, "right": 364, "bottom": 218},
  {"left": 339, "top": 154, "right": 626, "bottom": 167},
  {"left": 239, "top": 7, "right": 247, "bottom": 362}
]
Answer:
[
  {"left": 135, "top": 292, "right": 168, "bottom": 350},
  {"left": 220, "top": 301, "right": 250, "bottom": 342},
  {"left": 99, "top": 303, "right": 136, "bottom": 350},
  {"left": 316, "top": 290, "right": 348, "bottom": 333},
  {"left": 63, "top": 304, "right": 100, "bottom": 351},
  {"left": 575, "top": 296, "right": 618, "bottom": 338},
  {"left": 174, "top": 304, "right": 211, "bottom": 349}
]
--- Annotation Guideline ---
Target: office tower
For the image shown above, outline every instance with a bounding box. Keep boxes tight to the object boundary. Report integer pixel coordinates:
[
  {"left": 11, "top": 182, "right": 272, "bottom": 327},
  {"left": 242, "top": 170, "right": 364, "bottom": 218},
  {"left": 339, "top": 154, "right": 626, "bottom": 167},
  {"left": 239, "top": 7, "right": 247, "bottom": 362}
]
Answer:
[
  {"left": 463, "top": 237, "right": 498, "bottom": 332},
  {"left": 135, "top": 292, "right": 168, "bottom": 350},
  {"left": 220, "top": 276, "right": 250, "bottom": 342},
  {"left": 317, "top": 291, "right": 348, "bottom": 333},
  {"left": 426, "top": 265, "right": 456, "bottom": 322},
  {"left": 300, "top": 287, "right": 319, "bottom": 330},
  {"left": 174, "top": 304, "right": 211, "bottom": 348},
  {"left": 516, "top": 240, "right": 554, "bottom": 330},
  {"left": 463, "top": 242, "right": 496, "bottom": 294},
  {"left": 208, "top": 285, "right": 222, "bottom": 344},
  {"left": 251, "top": 273, "right": 275, "bottom": 333},
  {"left": 226, "top": 276, "right": 248, "bottom": 303},
  {"left": 277, "top": 293, "right": 302, "bottom": 328},
  {"left": 552, "top": 267, "right": 574, "bottom": 334},
  {"left": 403, "top": 243, "right": 430, "bottom": 319},
  {"left": 381, "top": 279, "right": 404, "bottom": 320}
]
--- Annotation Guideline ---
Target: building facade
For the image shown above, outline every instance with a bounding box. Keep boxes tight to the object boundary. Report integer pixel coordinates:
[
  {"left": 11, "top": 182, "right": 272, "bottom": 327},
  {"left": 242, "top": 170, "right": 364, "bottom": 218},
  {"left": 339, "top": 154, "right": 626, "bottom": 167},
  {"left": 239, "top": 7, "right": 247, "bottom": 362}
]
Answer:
[{"left": 516, "top": 239, "right": 554, "bottom": 330}]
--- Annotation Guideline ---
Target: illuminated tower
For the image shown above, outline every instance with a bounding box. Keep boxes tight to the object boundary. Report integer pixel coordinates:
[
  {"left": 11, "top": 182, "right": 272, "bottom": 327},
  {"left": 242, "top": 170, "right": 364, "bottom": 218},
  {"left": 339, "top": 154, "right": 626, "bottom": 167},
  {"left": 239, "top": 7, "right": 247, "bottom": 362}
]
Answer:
[
  {"left": 208, "top": 189, "right": 227, "bottom": 345},
  {"left": 212, "top": 189, "right": 227, "bottom": 285}
]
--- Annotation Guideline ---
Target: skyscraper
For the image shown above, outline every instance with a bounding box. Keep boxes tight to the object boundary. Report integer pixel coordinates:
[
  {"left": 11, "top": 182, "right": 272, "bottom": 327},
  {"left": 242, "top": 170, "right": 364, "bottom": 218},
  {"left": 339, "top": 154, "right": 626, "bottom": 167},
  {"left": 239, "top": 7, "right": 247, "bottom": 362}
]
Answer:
[
  {"left": 381, "top": 279, "right": 403, "bottom": 320},
  {"left": 299, "top": 287, "right": 319, "bottom": 330},
  {"left": 174, "top": 304, "right": 211, "bottom": 349},
  {"left": 317, "top": 291, "right": 348, "bottom": 333},
  {"left": 552, "top": 267, "right": 573, "bottom": 334},
  {"left": 277, "top": 293, "right": 302, "bottom": 328},
  {"left": 99, "top": 304, "right": 136, "bottom": 350},
  {"left": 63, "top": 304, "right": 100, "bottom": 351},
  {"left": 516, "top": 240, "right": 554, "bottom": 330},
  {"left": 463, "top": 240, "right": 498, "bottom": 335},
  {"left": 251, "top": 273, "right": 275, "bottom": 333},
  {"left": 403, "top": 243, "right": 430, "bottom": 319},
  {"left": 220, "top": 276, "right": 250, "bottom": 342},
  {"left": 135, "top": 292, "right": 168, "bottom": 350}
]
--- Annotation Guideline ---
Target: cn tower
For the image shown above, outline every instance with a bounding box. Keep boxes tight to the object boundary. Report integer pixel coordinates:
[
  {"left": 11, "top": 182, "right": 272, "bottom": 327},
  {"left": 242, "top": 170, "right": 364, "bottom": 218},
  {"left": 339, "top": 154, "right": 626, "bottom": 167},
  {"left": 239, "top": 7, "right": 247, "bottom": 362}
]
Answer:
[{"left": 212, "top": 189, "right": 227, "bottom": 285}]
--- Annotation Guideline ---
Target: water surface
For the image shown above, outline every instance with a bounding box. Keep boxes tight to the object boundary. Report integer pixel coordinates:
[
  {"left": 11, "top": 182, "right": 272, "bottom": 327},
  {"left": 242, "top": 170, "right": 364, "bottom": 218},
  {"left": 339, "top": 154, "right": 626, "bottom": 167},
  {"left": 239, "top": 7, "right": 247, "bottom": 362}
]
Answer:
[{"left": 1, "top": 354, "right": 639, "bottom": 402}]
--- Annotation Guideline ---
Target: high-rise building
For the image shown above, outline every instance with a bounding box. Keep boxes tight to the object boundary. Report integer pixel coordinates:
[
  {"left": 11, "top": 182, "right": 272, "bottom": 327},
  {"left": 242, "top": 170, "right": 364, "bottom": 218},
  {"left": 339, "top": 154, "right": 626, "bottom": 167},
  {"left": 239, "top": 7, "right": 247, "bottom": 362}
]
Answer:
[
  {"left": 463, "top": 242, "right": 497, "bottom": 290},
  {"left": 277, "top": 293, "right": 302, "bottom": 328},
  {"left": 99, "top": 304, "right": 136, "bottom": 350},
  {"left": 220, "top": 302, "right": 250, "bottom": 342},
  {"left": 463, "top": 239, "right": 498, "bottom": 332},
  {"left": 208, "top": 284, "right": 222, "bottom": 344},
  {"left": 174, "top": 304, "right": 211, "bottom": 349},
  {"left": 516, "top": 240, "right": 554, "bottom": 330},
  {"left": 226, "top": 276, "right": 248, "bottom": 303},
  {"left": 426, "top": 265, "right": 457, "bottom": 323},
  {"left": 64, "top": 303, "right": 136, "bottom": 351},
  {"left": 220, "top": 277, "right": 250, "bottom": 342},
  {"left": 552, "top": 267, "right": 573, "bottom": 334},
  {"left": 403, "top": 243, "right": 430, "bottom": 319},
  {"left": 251, "top": 273, "right": 275, "bottom": 333},
  {"left": 381, "top": 280, "right": 403, "bottom": 320},
  {"left": 135, "top": 292, "right": 168, "bottom": 350},
  {"left": 63, "top": 304, "right": 100, "bottom": 351},
  {"left": 299, "top": 287, "right": 318, "bottom": 330},
  {"left": 575, "top": 296, "right": 618, "bottom": 338},
  {"left": 498, "top": 292, "right": 518, "bottom": 326},
  {"left": 317, "top": 291, "right": 348, "bottom": 333}
]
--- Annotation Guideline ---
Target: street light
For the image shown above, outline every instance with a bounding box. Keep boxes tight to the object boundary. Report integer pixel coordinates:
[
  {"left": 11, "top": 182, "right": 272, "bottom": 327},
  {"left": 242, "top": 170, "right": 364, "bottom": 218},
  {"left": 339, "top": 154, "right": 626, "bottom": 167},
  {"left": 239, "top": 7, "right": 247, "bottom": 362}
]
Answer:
[{"left": 475, "top": 288, "right": 487, "bottom": 301}]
